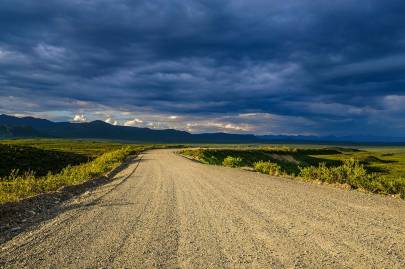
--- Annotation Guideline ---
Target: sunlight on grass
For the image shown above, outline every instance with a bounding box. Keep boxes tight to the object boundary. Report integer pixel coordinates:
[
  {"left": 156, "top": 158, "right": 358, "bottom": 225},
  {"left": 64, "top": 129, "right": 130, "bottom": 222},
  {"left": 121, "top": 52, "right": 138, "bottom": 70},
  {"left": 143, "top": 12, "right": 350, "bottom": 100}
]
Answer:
[
  {"left": 0, "top": 147, "right": 134, "bottom": 204},
  {"left": 180, "top": 146, "right": 405, "bottom": 198}
]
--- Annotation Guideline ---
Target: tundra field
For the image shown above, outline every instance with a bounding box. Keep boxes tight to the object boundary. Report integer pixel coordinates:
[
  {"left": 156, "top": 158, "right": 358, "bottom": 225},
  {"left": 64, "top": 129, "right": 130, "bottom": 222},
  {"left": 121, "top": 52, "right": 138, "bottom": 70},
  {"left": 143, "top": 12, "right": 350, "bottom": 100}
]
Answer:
[
  {"left": 0, "top": 139, "right": 173, "bottom": 203},
  {"left": 179, "top": 145, "right": 405, "bottom": 198},
  {"left": 0, "top": 139, "right": 404, "bottom": 203}
]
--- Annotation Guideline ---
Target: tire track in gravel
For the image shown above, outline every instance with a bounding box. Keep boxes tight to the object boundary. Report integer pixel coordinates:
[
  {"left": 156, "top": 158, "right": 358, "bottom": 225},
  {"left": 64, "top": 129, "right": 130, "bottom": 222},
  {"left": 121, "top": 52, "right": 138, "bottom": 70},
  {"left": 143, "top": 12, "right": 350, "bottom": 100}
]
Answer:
[
  {"left": 1, "top": 149, "right": 404, "bottom": 269},
  {"left": 0, "top": 156, "right": 144, "bottom": 257}
]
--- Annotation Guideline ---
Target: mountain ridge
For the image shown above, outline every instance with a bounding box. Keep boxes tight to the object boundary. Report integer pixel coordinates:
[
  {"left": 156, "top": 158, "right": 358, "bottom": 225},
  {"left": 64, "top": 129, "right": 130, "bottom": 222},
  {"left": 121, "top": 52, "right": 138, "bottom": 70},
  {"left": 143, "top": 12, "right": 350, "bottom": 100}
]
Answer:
[
  {"left": 1, "top": 114, "right": 405, "bottom": 144},
  {"left": 0, "top": 114, "right": 259, "bottom": 143}
]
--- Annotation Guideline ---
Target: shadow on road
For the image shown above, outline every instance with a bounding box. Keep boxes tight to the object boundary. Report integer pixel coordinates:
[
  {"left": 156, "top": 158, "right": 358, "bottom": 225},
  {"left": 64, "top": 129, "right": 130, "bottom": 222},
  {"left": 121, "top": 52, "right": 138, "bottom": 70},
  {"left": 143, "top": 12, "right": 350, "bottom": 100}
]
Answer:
[{"left": 0, "top": 155, "right": 144, "bottom": 244}]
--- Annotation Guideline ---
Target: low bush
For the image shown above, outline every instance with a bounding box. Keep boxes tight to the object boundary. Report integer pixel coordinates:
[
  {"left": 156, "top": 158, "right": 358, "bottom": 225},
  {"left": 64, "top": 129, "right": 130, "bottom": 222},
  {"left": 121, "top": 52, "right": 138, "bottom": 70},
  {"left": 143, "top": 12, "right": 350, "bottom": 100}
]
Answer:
[
  {"left": 299, "top": 159, "right": 367, "bottom": 185},
  {"left": 0, "top": 147, "right": 134, "bottom": 204},
  {"left": 367, "top": 176, "right": 405, "bottom": 198},
  {"left": 299, "top": 160, "right": 405, "bottom": 198},
  {"left": 254, "top": 161, "right": 282, "bottom": 176},
  {"left": 180, "top": 148, "right": 405, "bottom": 198},
  {"left": 222, "top": 156, "right": 243, "bottom": 167}
]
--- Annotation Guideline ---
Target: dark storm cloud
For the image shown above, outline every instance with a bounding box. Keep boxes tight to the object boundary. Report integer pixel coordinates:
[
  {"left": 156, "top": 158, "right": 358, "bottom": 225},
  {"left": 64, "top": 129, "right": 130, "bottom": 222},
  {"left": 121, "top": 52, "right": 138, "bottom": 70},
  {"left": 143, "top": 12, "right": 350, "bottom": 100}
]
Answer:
[{"left": 0, "top": 0, "right": 405, "bottom": 135}]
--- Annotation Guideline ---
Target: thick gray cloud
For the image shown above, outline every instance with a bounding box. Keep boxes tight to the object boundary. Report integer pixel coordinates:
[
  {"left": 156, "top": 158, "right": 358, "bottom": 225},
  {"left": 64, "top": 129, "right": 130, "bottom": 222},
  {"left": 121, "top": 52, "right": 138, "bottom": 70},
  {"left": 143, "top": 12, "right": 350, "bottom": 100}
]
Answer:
[{"left": 0, "top": 0, "right": 405, "bottom": 135}]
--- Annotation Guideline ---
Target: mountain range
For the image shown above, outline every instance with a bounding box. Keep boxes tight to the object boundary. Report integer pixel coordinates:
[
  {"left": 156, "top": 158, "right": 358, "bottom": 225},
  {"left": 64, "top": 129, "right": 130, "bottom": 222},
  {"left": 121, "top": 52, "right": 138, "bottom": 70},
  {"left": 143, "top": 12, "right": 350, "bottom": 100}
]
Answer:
[
  {"left": 0, "top": 114, "right": 259, "bottom": 143},
  {"left": 0, "top": 114, "right": 404, "bottom": 144}
]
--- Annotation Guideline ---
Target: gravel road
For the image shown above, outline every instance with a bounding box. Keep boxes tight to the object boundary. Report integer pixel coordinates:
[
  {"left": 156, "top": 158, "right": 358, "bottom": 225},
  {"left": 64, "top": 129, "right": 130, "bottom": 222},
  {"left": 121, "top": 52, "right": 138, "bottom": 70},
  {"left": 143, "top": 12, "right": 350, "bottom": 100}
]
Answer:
[{"left": 1, "top": 149, "right": 404, "bottom": 268}]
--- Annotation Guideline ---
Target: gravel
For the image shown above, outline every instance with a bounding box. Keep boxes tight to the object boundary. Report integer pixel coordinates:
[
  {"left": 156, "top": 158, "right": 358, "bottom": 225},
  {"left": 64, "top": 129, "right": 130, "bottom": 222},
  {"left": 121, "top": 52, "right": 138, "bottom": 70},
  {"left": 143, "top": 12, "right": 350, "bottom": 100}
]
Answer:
[{"left": 1, "top": 149, "right": 404, "bottom": 268}]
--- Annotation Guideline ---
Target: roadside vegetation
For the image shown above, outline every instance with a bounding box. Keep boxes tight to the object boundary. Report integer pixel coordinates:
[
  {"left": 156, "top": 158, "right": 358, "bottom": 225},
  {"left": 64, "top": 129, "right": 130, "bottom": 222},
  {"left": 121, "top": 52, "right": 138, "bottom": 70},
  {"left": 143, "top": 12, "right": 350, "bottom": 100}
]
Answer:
[
  {"left": 179, "top": 146, "right": 405, "bottom": 198},
  {"left": 0, "top": 139, "right": 127, "bottom": 157},
  {"left": 254, "top": 161, "right": 282, "bottom": 176},
  {"left": 0, "top": 139, "right": 167, "bottom": 204},
  {"left": 222, "top": 156, "right": 243, "bottom": 167},
  {"left": 0, "top": 144, "right": 89, "bottom": 178}
]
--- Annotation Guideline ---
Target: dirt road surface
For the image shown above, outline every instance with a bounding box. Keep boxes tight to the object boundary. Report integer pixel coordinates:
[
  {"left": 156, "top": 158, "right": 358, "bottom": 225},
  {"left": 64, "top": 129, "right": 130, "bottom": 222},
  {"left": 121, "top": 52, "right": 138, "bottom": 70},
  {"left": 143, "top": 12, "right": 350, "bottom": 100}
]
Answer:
[{"left": 1, "top": 149, "right": 404, "bottom": 268}]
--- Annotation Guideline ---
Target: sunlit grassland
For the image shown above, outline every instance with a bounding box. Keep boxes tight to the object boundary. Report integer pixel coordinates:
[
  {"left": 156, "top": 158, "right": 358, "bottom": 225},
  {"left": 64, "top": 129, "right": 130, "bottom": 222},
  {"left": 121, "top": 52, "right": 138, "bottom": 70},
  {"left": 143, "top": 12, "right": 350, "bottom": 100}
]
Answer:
[
  {"left": 180, "top": 145, "right": 405, "bottom": 198},
  {"left": 0, "top": 139, "right": 128, "bottom": 157},
  {"left": 310, "top": 146, "right": 405, "bottom": 181},
  {"left": 0, "top": 139, "right": 162, "bottom": 204}
]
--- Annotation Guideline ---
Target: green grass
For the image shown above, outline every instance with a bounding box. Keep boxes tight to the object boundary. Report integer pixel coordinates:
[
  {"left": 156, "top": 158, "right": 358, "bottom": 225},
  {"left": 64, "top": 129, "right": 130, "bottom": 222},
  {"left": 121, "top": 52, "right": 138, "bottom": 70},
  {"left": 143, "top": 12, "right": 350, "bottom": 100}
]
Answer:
[
  {"left": 0, "top": 139, "right": 151, "bottom": 178},
  {"left": 0, "top": 139, "right": 127, "bottom": 157},
  {"left": 179, "top": 146, "right": 405, "bottom": 198},
  {"left": 179, "top": 147, "right": 341, "bottom": 176},
  {"left": 0, "top": 144, "right": 89, "bottom": 177},
  {"left": 0, "top": 147, "right": 134, "bottom": 203},
  {"left": 0, "top": 139, "right": 167, "bottom": 204},
  {"left": 310, "top": 147, "right": 405, "bottom": 181}
]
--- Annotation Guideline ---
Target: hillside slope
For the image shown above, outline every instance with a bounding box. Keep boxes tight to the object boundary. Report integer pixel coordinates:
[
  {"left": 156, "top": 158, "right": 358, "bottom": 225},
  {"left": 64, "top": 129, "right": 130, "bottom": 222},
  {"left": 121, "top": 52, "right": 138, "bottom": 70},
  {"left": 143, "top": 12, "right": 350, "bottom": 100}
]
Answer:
[{"left": 0, "top": 114, "right": 259, "bottom": 143}]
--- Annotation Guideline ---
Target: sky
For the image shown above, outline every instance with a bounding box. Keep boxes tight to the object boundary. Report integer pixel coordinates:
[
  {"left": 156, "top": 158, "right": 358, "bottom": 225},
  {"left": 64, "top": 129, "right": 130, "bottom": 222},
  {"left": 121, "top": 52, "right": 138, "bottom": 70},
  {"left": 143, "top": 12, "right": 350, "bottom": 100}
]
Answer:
[{"left": 1, "top": 0, "right": 405, "bottom": 136}]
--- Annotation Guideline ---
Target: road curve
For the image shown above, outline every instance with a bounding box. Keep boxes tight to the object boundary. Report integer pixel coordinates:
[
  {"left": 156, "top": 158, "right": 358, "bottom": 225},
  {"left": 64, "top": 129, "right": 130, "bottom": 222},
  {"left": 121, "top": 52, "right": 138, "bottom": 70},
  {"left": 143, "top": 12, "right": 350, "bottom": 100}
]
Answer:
[{"left": 1, "top": 149, "right": 404, "bottom": 268}]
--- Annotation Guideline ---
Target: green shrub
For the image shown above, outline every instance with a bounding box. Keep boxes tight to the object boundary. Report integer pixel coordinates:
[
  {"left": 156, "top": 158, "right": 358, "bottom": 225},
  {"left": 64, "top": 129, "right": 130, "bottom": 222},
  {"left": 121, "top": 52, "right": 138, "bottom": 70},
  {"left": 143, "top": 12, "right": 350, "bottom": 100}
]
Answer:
[
  {"left": 254, "top": 161, "right": 282, "bottom": 176},
  {"left": 222, "top": 156, "right": 244, "bottom": 167},
  {"left": 180, "top": 148, "right": 405, "bottom": 199},
  {"left": 299, "top": 159, "right": 368, "bottom": 185},
  {"left": 367, "top": 176, "right": 405, "bottom": 198}
]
